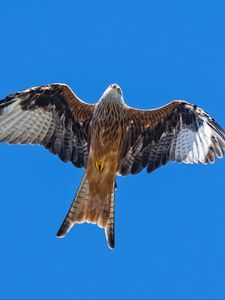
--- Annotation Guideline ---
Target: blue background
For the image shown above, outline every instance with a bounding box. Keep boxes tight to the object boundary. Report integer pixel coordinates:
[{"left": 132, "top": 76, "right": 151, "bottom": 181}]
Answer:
[{"left": 0, "top": 0, "right": 225, "bottom": 299}]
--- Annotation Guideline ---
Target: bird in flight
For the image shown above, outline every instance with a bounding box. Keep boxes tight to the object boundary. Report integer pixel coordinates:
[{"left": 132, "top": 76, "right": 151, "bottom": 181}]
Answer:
[{"left": 0, "top": 83, "right": 225, "bottom": 249}]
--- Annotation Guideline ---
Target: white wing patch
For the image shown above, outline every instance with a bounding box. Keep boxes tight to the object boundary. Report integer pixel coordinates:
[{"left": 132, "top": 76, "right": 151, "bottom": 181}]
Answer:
[
  {"left": 172, "top": 118, "right": 224, "bottom": 164},
  {"left": 0, "top": 99, "right": 52, "bottom": 144}
]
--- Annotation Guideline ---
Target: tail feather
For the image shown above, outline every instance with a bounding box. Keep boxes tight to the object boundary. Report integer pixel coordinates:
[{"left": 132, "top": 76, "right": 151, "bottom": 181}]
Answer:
[
  {"left": 56, "top": 172, "right": 115, "bottom": 249},
  {"left": 56, "top": 173, "right": 89, "bottom": 238},
  {"left": 105, "top": 186, "right": 115, "bottom": 249}
]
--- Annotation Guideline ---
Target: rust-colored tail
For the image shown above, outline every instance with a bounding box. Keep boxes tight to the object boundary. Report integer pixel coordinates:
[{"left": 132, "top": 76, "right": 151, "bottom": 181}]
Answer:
[
  {"left": 105, "top": 187, "right": 115, "bottom": 249},
  {"left": 56, "top": 172, "right": 115, "bottom": 249}
]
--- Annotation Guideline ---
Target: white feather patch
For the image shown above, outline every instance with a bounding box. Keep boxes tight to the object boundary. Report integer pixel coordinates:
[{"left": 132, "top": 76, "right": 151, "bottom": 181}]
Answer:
[
  {"left": 173, "top": 119, "right": 223, "bottom": 164},
  {"left": 0, "top": 100, "right": 53, "bottom": 145}
]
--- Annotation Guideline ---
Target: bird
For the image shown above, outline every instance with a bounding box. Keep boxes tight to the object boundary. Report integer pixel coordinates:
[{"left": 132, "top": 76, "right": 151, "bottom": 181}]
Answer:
[{"left": 0, "top": 83, "right": 225, "bottom": 249}]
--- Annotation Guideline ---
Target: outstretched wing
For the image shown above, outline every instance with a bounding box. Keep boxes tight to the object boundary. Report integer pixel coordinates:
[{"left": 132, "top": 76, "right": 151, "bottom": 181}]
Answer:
[
  {"left": 119, "top": 101, "right": 225, "bottom": 175},
  {"left": 0, "top": 84, "right": 95, "bottom": 167}
]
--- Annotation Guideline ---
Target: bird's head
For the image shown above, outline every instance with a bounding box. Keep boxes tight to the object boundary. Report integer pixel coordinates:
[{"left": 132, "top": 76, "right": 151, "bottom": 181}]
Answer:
[{"left": 100, "top": 84, "right": 124, "bottom": 104}]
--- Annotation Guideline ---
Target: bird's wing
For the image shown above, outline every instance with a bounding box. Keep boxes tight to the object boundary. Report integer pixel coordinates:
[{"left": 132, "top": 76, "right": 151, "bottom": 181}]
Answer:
[
  {"left": 118, "top": 101, "right": 225, "bottom": 175},
  {"left": 0, "top": 83, "right": 95, "bottom": 167}
]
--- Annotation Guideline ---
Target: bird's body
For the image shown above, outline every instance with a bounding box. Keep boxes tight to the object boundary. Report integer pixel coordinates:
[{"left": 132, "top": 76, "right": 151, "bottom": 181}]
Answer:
[
  {"left": 88, "top": 91, "right": 127, "bottom": 196},
  {"left": 59, "top": 86, "right": 130, "bottom": 247},
  {"left": 0, "top": 83, "right": 225, "bottom": 249}
]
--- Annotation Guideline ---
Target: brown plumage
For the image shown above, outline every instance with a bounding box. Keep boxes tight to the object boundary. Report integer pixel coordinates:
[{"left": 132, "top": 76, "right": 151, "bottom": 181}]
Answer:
[{"left": 0, "top": 83, "right": 225, "bottom": 249}]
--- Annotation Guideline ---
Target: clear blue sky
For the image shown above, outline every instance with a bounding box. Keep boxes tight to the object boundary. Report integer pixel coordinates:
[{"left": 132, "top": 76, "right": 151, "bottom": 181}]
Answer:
[{"left": 0, "top": 0, "right": 225, "bottom": 299}]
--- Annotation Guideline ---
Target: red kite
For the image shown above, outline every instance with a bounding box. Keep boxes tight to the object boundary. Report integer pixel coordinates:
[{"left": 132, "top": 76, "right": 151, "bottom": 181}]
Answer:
[{"left": 0, "top": 83, "right": 224, "bottom": 249}]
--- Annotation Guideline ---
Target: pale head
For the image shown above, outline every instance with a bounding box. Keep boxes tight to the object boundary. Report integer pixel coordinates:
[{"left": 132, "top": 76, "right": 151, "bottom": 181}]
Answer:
[{"left": 99, "top": 83, "right": 124, "bottom": 104}]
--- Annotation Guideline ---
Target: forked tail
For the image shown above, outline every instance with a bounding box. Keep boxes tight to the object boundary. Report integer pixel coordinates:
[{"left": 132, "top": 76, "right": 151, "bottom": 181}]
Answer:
[{"left": 56, "top": 172, "right": 115, "bottom": 249}]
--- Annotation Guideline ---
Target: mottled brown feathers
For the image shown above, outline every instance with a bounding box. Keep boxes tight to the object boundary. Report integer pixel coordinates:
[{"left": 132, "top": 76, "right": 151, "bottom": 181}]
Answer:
[
  {"left": 0, "top": 83, "right": 94, "bottom": 167},
  {"left": 119, "top": 101, "right": 225, "bottom": 175}
]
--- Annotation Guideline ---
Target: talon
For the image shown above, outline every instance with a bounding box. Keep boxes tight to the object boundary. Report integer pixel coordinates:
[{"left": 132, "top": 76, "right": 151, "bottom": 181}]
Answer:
[
  {"left": 99, "top": 161, "right": 105, "bottom": 172},
  {"left": 95, "top": 161, "right": 105, "bottom": 172}
]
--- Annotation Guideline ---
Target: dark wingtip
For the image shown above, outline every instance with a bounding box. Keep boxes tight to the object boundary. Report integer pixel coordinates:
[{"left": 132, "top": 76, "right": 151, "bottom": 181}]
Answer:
[{"left": 0, "top": 95, "right": 17, "bottom": 115}]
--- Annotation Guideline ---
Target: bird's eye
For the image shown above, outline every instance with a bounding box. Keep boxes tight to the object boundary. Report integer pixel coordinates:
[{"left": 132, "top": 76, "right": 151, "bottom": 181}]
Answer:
[{"left": 117, "top": 88, "right": 121, "bottom": 94}]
